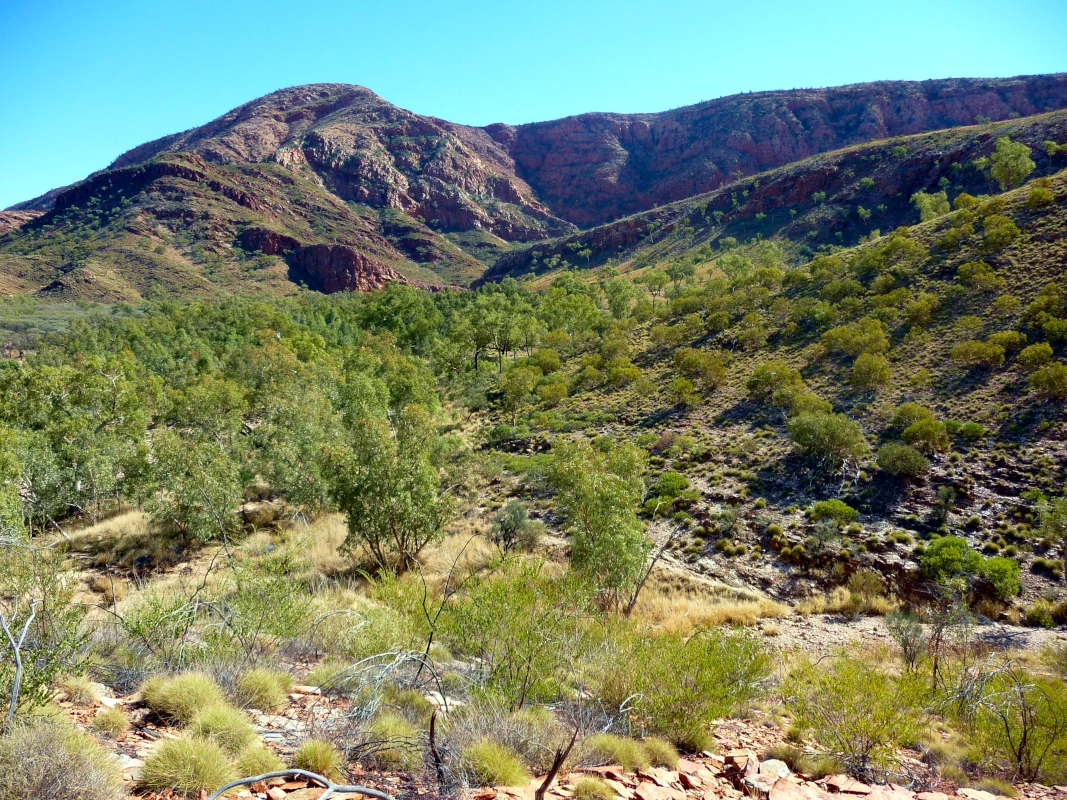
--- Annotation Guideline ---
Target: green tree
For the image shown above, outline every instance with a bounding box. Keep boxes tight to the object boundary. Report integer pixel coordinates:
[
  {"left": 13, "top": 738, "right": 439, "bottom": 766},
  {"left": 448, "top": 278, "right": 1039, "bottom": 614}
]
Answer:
[
  {"left": 987, "top": 136, "right": 1036, "bottom": 190},
  {"left": 326, "top": 404, "right": 453, "bottom": 571},
  {"left": 911, "top": 190, "right": 951, "bottom": 222},
  {"left": 787, "top": 412, "right": 870, "bottom": 474},
  {"left": 547, "top": 440, "right": 649, "bottom": 603},
  {"left": 637, "top": 270, "right": 670, "bottom": 307}
]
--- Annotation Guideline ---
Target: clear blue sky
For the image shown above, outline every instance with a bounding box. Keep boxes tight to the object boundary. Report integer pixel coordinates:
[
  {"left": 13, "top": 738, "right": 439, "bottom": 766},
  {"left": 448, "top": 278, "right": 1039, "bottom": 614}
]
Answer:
[{"left": 2, "top": 0, "right": 1066, "bottom": 209}]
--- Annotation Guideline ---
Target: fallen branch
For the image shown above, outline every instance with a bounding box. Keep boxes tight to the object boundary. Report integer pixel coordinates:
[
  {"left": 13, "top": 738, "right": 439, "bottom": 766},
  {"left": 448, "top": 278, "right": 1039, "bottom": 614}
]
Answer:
[
  {"left": 535, "top": 727, "right": 579, "bottom": 800},
  {"left": 207, "top": 768, "right": 395, "bottom": 800}
]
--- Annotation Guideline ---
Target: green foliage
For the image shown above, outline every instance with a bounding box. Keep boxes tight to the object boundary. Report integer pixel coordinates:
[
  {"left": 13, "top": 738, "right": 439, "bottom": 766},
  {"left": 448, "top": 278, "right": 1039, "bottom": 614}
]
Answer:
[
  {"left": 461, "top": 739, "right": 530, "bottom": 787},
  {"left": 987, "top": 136, "right": 1036, "bottom": 190},
  {"left": 787, "top": 652, "right": 926, "bottom": 774},
  {"left": 980, "top": 556, "right": 1021, "bottom": 599},
  {"left": 903, "top": 417, "right": 949, "bottom": 454},
  {"left": 548, "top": 440, "right": 649, "bottom": 597},
  {"left": 443, "top": 561, "right": 592, "bottom": 709},
  {"left": 787, "top": 413, "right": 870, "bottom": 473},
  {"left": 490, "top": 500, "right": 543, "bottom": 553},
  {"left": 810, "top": 499, "right": 859, "bottom": 526},
  {"left": 673, "top": 348, "right": 726, "bottom": 391},
  {"left": 92, "top": 707, "right": 131, "bottom": 738},
  {"left": 850, "top": 352, "right": 890, "bottom": 390},
  {"left": 1029, "top": 362, "right": 1067, "bottom": 400},
  {"left": 951, "top": 340, "right": 1005, "bottom": 368},
  {"left": 983, "top": 214, "right": 1021, "bottom": 251},
  {"left": 912, "top": 190, "right": 950, "bottom": 222},
  {"left": 326, "top": 402, "right": 453, "bottom": 570},
  {"left": 891, "top": 402, "right": 934, "bottom": 429},
  {"left": 958, "top": 260, "right": 1005, "bottom": 293},
  {"left": 140, "top": 737, "right": 236, "bottom": 798},
  {"left": 876, "top": 442, "right": 929, "bottom": 477},
  {"left": 573, "top": 776, "right": 616, "bottom": 800},
  {"left": 653, "top": 471, "right": 689, "bottom": 498},
  {"left": 746, "top": 360, "right": 804, "bottom": 403},
  {"left": 0, "top": 721, "right": 123, "bottom": 800},
  {"left": 921, "top": 536, "right": 982, "bottom": 583},
  {"left": 601, "top": 629, "right": 768, "bottom": 750}
]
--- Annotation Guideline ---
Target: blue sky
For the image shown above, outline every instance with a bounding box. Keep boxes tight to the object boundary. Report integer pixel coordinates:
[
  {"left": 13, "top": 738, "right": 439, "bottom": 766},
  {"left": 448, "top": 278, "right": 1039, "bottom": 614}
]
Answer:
[{"left": 2, "top": 0, "right": 1066, "bottom": 209}]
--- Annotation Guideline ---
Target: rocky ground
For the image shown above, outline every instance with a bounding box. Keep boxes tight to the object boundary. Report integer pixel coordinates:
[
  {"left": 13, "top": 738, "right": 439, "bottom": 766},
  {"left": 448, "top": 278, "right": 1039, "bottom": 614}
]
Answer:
[{"left": 55, "top": 670, "right": 1067, "bottom": 800}]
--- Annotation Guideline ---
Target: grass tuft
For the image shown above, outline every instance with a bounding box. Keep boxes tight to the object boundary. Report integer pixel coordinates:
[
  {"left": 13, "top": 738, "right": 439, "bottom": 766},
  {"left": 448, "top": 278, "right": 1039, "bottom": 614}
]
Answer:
[
  {"left": 58, "top": 674, "right": 100, "bottom": 706},
  {"left": 573, "top": 776, "right": 615, "bottom": 800},
  {"left": 293, "top": 739, "right": 343, "bottom": 780},
  {"left": 92, "top": 707, "right": 131, "bottom": 738},
  {"left": 584, "top": 733, "right": 651, "bottom": 771},
  {"left": 235, "top": 668, "right": 293, "bottom": 710},
  {"left": 141, "top": 673, "right": 227, "bottom": 726},
  {"left": 460, "top": 738, "right": 531, "bottom": 787},
  {"left": 0, "top": 722, "right": 123, "bottom": 800},
  {"left": 139, "top": 737, "right": 235, "bottom": 798},
  {"left": 188, "top": 704, "right": 256, "bottom": 755},
  {"left": 366, "top": 713, "right": 421, "bottom": 769},
  {"left": 643, "top": 737, "right": 679, "bottom": 769},
  {"left": 236, "top": 742, "right": 286, "bottom": 776}
]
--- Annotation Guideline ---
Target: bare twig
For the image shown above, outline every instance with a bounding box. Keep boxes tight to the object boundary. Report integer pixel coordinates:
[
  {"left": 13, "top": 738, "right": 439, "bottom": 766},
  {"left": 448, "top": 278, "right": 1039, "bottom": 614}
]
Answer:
[{"left": 535, "top": 727, "right": 580, "bottom": 800}]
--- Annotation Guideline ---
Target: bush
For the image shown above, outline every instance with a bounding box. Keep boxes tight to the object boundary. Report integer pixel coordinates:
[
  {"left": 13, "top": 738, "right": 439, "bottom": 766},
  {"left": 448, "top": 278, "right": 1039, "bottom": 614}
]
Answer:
[
  {"left": 787, "top": 653, "right": 926, "bottom": 774},
  {"left": 746, "top": 360, "right": 803, "bottom": 402},
  {"left": 460, "top": 739, "right": 530, "bottom": 787},
  {"left": 987, "top": 330, "right": 1026, "bottom": 353},
  {"left": 903, "top": 418, "right": 949, "bottom": 454},
  {"left": 810, "top": 499, "right": 859, "bottom": 526},
  {"left": 1028, "top": 186, "right": 1056, "bottom": 208},
  {"left": 140, "top": 737, "right": 236, "bottom": 798},
  {"left": 235, "top": 742, "right": 285, "bottom": 776},
  {"left": 787, "top": 413, "right": 870, "bottom": 472},
  {"left": 957, "top": 261, "right": 1005, "bottom": 293},
  {"left": 490, "top": 500, "right": 543, "bottom": 553},
  {"left": 600, "top": 629, "right": 767, "bottom": 751},
  {"left": 983, "top": 214, "right": 1021, "bottom": 251},
  {"left": 891, "top": 402, "right": 934, "bottom": 429},
  {"left": 653, "top": 471, "right": 689, "bottom": 498},
  {"left": 850, "top": 353, "right": 891, "bottom": 390},
  {"left": 921, "top": 536, "right": 982, "bottom": 582},
  {"left": 1019, "top": 342, "right": 1054, "bottom": 372},
  {"left": 584, "top": 733, "right": 651, "bottom": 770},
  {"left": 951, "top": 340, "right": 1005, "bottom": 368},
  {"left": 92, "top": 707, "right": 131, "bottom": 738},
  {"left": 189, "top": 705, "right": 256, "bottom": 755},
  {"left": 876, "top": 442, "right": 929, "bottom": 477},
  {"left": 293, "top": 739, "right": 344, "bottom": 780},
  {"left": 980, "top": 556, "right": 1021, "bottom": 599},
  {"left": 235, "top": 668, "right": 293, "bottom": 710},
  {"left": 58, "top": 674, "right": 100, "bottom": 706},
  {"left": 1029, "top": 362, "right": 1067, "bottom": 400},
  {"left": 141, "top": 673, "right": 227, "bottom": 726},
  {"left": 0, "top": 722, "right": 123, "bottom": 800}
]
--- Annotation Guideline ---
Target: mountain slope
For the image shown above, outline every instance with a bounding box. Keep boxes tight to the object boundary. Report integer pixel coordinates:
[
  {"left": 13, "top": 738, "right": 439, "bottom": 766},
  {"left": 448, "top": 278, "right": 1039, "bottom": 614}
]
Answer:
[{"left": 3, "top": 75, "right": 1067, "bottom": 299}]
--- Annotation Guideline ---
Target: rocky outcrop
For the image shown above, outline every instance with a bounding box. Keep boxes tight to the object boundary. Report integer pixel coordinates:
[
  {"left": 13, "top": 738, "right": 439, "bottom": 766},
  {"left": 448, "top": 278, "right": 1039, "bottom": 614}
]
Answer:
[
  {"left": 287, "top": 243, "right": 409, "bottom": 293},
  {"left": 0, "top": 210, "right": 41, "bottom": 235}
]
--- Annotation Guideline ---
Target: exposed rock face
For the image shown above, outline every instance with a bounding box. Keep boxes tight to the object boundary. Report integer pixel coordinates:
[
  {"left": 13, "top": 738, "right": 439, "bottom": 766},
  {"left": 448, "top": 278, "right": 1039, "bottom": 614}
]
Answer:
[
  {"left": 105, "top": 84, "right": 574, "bottom": 242},
  {"left": 287, "top": 243, "right": 410, "bottom": 293},
  {"left": 0, "top": 210, "right": 42, "bottom": 234},
  {"left": 500, "top": 74, "right": 1067, "bottom": 226}
]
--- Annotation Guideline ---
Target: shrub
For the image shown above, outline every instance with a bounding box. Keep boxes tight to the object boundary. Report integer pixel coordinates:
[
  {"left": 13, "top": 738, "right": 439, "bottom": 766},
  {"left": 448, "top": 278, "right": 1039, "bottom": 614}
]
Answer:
[
  {"left": 235, "top": 668, "right": 293, "bottom": 710},
  {"left": 670, "top": 377, "right": 699, "bottom": 407},
  {"left": 460, "top": 739, "right": 530, "bottom": 787},
  {"left": 674, "top": 348, "right": 726, "bottom": 390},
  {"left": 959, "top": 421, "right": 987, "bottom": 441},
  {"left": 293, "top": 739, "right": 344, "bottom": 780},
  {"left": 490, "top": 500, "right": 543, "bottom": 553},
  {"left": 600, "top": 629, "right": 767, "bottom": 751},
  {"left": 643, "top": 737, "right": 680, "bottom": 769},
  {"left": 787, "top": 653, "right": 926, "bottom": 774},
  {"left": 891, "top": 402, "right": 934, "bottom": 429},
  {"left": 921, "top": 536, "right": 982, "bottom": 582},
  {"left": 573, "top": 776, "right": 615, "bottom": 800},
  {"left": 92, "top": 707, "right": 131, "bottom": 738},
  {"left": 983, "top": 214, "right": 1021, "bottom": 251},
  {"left": 1028, "top": 186, "right": 1056, "bottom": 208},
  {"left": 537, "top": 382, "right": 568, "bottom": 406},
  {"left": 746, "top": 360, "right": 803, "bottom": 402},
  {"left": 141, "top": 673, "right": 227, "bottom": 726},
  {"left": 1029, "top": 362, "right": 1067, "bottom": 400},
  {"left": 233, "top": 743, "right": 283, "bottom": 777},
  {"left": 951, "top": 340, "right": 1005, "bottom": 368},
  {"left": 787, "top": 412, "right": 870, "bottom": 472},
  {"left": 653, "top": 471, "right": 689, "bottom": 498},
  {"left": 957, "top": 261, "right": 1004, "bottom": 293},
  {"left": 903, "top": 418, "right": 949, "bottom": 454},
  {"left": 0, "top": 722, "right": 123, "bottom": 800},
  {"left": 810, "top": 499, "right": 859, "bottom": 526},
  {"left": 1019, "top": 342, "right": 1054, "bottom": 372},
  {"left": 189, "top": 705, "right": 256, "bottom": 756},
  {"left": 140, "top": 737, "right": 236, "bottom": 798},
  {"left": 876, "top": 442, "right": 929, "bottom": 477},
  {"left": 850, "top": 353, "right": 891, "bottom": 390},
  {"left": 980, "top": 556, "right": 1021, "bottom": 599}
]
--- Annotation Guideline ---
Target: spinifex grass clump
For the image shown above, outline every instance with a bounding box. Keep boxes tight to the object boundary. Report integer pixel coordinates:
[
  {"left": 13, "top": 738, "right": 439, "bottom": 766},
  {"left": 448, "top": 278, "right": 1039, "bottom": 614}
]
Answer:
[
  {"left": 139, "top": 737, "right": 235, "bottom": 798},
  {"left": 141, "top": 673, "right": 227, "bottom": 726}
]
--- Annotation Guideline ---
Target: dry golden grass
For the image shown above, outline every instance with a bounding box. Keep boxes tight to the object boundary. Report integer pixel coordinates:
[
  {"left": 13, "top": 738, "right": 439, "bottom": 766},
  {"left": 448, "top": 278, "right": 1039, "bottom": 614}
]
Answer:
[
  {"left": 631, "top": 567, "right": 789, "bottom": 632},
  {"left": 419, "top": 527, "right": 498, "bottom": 587},
  {"left": 284, "top": 513, "right": 350, "bottom": 577},
  {"left": 795, "top": 586, "right": 898, "bottom": 616}
]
